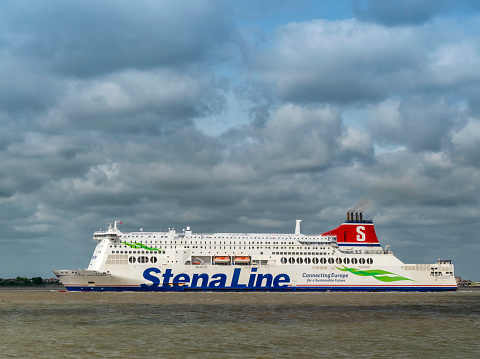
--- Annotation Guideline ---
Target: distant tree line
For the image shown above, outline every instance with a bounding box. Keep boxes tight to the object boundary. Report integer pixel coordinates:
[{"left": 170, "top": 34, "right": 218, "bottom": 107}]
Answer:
[{"left": 0, "top": 277, "right": 60, "bottom": 286}]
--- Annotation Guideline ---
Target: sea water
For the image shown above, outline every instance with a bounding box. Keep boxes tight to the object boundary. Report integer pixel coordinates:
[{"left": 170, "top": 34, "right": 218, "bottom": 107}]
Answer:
[{"left": 1, "top": 289, "right": 479, "bottom": 358}]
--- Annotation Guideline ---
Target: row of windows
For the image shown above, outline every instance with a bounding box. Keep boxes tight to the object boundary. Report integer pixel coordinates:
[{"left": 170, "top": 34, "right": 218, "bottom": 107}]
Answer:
[
  {"left": 124, "top": 255, "right": 374, "bottom": 266},
  {"left": 122, "top": 235, "right": 306, "bottom": 243},
  {"left": 273, "top": 252, "right": 328, "bottom": 256},
  {"left": 280, "top": 257, "right": 374, "bottom": 265},
  {"left": 115, "top": 239, "right": 323, "bottom": 246},
  {"left": 112, "top": 244, "right": 325, "bottom": 253},
  {"left": 129, "top": 256, "right": 158, "bottom": 264},
  {"left": 114, "top": 251, "right": 161, "bottom": 254}
]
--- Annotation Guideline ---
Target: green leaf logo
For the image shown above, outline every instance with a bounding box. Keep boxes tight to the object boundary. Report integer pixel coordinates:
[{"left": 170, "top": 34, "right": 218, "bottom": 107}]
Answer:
[
  {"left": 336, "top": 265, "right": 415, "bottom": 282},
  {"left": 121, "top": 242, "right": 164, "bottom": 252}
]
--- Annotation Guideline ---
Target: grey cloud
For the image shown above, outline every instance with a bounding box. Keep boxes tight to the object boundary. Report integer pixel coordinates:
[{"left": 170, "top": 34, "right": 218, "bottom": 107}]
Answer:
[
  {"left": 0, "top": 61, "right": 63, "bottom": 113},
  {"left": 253, "top": 19, "right": 480, "bottom": 106},
  {"left": 228, "top": 104, "right": 344, "bottom": 173},
  {"left": 60, "top": 70, "right": 219, "bottom": 132},
  {"left": 367, "top": 96, "right": 460, "bottom": 153},
  {"left": 0, "top": 0, "right": 236, "bottom": 78},
  {"left": 253, "top": 20, "right": 428, "bottom": 104},
  {"left": 450, "top": 118, "right": 480, "bottom": 167},
  {"left": 353, "top": 0, "right": 448, "bottom": 26}
]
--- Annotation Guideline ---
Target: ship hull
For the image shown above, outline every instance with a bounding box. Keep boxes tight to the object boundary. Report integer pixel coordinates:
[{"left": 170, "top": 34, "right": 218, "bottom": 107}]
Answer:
[{"left": 54, "top": 263, "right": 457, "bottom": 292}]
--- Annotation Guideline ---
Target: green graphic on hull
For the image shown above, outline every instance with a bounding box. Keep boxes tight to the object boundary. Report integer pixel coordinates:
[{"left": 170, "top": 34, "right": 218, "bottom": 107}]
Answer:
[
  {"left": 336, "top": 265, "right": 415, "bottom": 283},
  {"left": 121, "top": 242, "right": 164, "bottom": 252}
]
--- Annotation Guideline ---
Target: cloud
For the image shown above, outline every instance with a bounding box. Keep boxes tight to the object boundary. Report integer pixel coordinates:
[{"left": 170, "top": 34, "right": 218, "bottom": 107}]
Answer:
[
  {"left": 252, "top": 19, "right": 425, "bottom": 104},
  {"left": 367, "top": 96, "right": 462, "bottom": 153},
  {"left": 251, "top": 17, "right": 480, "bottom": 107},
  {"left": 0, "top": 0, "right": 236, "bottom": 77},
  {"left": 451, "top": 118, "right": 480, "bottom": 166},
  {"left": 353, "top": 0, "right": 448, "bottom": 26}
]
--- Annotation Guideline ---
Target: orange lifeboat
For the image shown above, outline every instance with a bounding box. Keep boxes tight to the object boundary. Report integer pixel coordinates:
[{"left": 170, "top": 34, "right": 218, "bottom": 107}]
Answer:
[
  {"left": 234, "top": 256, "right": 251, "bottom": 264},
  {"left": 213, "top": 256, "right": 231, "bottom": 264}
]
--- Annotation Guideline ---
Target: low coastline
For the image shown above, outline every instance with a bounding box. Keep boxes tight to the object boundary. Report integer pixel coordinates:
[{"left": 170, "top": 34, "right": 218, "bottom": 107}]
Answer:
[{"left": 0, "top": 284, "right": 65, "bottom": 291}]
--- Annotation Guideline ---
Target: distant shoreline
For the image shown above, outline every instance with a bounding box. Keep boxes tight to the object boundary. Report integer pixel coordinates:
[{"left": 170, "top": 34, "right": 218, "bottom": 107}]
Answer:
[{"left": 0, "top": 284, "right": 65, "bottom": 291}]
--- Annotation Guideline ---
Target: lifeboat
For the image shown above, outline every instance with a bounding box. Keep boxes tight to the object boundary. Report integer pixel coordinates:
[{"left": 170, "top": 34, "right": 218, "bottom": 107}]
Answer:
[
  {"left": 213, "top": 256, "right": 231, "bottom": 264},
  {"left": 234, "top": 256, "right": 251, "bottom": 264}
]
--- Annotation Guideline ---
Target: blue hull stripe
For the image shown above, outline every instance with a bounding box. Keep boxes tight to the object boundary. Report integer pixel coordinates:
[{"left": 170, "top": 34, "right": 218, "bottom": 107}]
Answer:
[{"left": 64, "top": 285, "right": 457, "bottom": 292}]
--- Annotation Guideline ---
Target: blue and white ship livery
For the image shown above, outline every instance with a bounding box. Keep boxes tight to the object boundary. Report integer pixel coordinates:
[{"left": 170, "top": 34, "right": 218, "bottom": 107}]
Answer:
[{"left": 53, "top": 212, "right": 457, "bottom": 291}]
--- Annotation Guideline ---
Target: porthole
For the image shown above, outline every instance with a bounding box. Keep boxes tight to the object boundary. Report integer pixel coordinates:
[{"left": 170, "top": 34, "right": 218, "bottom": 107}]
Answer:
[
  {"left": 297, "top": 257, "right": 303, "bottom": 264},
  {"left": 305, "top": 257, "right": 311, "bottom": 264},
  {"left": 313, "top": 258, "right": 319, "bottom": 264},
  {"left": 320, "top": 257, "right": 327, "bottom": 264},
  {"left": 336, "top": 258, "right": 342, "bottom": 264},
  {"left": 351, "top": 258, "right": 358, "bottom": 264},
  {"left": 129, "top": 256, "right": 136, "bottom": 263},
  {"left": 289, "top": 257, "right": 295, "bottom": 264},
  {"left": 328, "top": 258, "right": 335, "bottom": 264},
  {"left": 281, "top": 257, "right": 287, "bottom": 264},
  {"left": 151, "top": 256, "right": 158, "bottom": 263},
  {"left": 138, "top": 256, "right": 149, "bottom": 263},
  {"left": 367, "top": 258, "right": 373, "bottom": 264},
  {"left": 344, "top": 258, "right": 350, "bottom": 265},
  {"left": 359, "top": 258, "right": 366, "bottom": 264}
]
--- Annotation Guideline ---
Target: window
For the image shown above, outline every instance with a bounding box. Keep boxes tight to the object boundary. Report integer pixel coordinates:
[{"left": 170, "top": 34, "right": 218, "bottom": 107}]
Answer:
[
  {"left": 281, "top": 257, "right": 287, "bottom": 264},
  {"left": 138, "top": 256, "right": 149, "bottom": 263},
  {"left": 367, "top": 258, "right": 373, "bottom": 264}
]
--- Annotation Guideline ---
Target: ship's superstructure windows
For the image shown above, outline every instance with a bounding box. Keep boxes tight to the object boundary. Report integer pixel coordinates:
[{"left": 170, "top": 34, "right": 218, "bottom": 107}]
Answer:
[{"left": 138, "top": 256, "right": 149, "bottom": 263}]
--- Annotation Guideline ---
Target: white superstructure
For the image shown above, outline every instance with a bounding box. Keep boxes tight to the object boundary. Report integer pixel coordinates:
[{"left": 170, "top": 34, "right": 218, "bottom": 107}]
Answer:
[{"left": 54, "top": 213, "right": 457, "bottom": 291}]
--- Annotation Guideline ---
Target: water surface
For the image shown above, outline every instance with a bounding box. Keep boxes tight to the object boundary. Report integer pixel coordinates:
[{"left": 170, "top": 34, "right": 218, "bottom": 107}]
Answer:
[{"left": 1, "top": 289, "right": 479, "bottom": 358}]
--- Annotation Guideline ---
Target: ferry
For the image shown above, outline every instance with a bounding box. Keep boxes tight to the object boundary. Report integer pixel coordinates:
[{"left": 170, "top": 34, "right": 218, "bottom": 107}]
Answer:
[{"left": 53, "top": 212, "right": 457, "bottom": 291}]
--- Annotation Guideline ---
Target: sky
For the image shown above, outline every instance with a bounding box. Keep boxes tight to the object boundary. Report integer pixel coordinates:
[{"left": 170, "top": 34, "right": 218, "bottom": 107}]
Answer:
[{"left": 1, "top": 0, "right": 479, "bottom": 280}]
